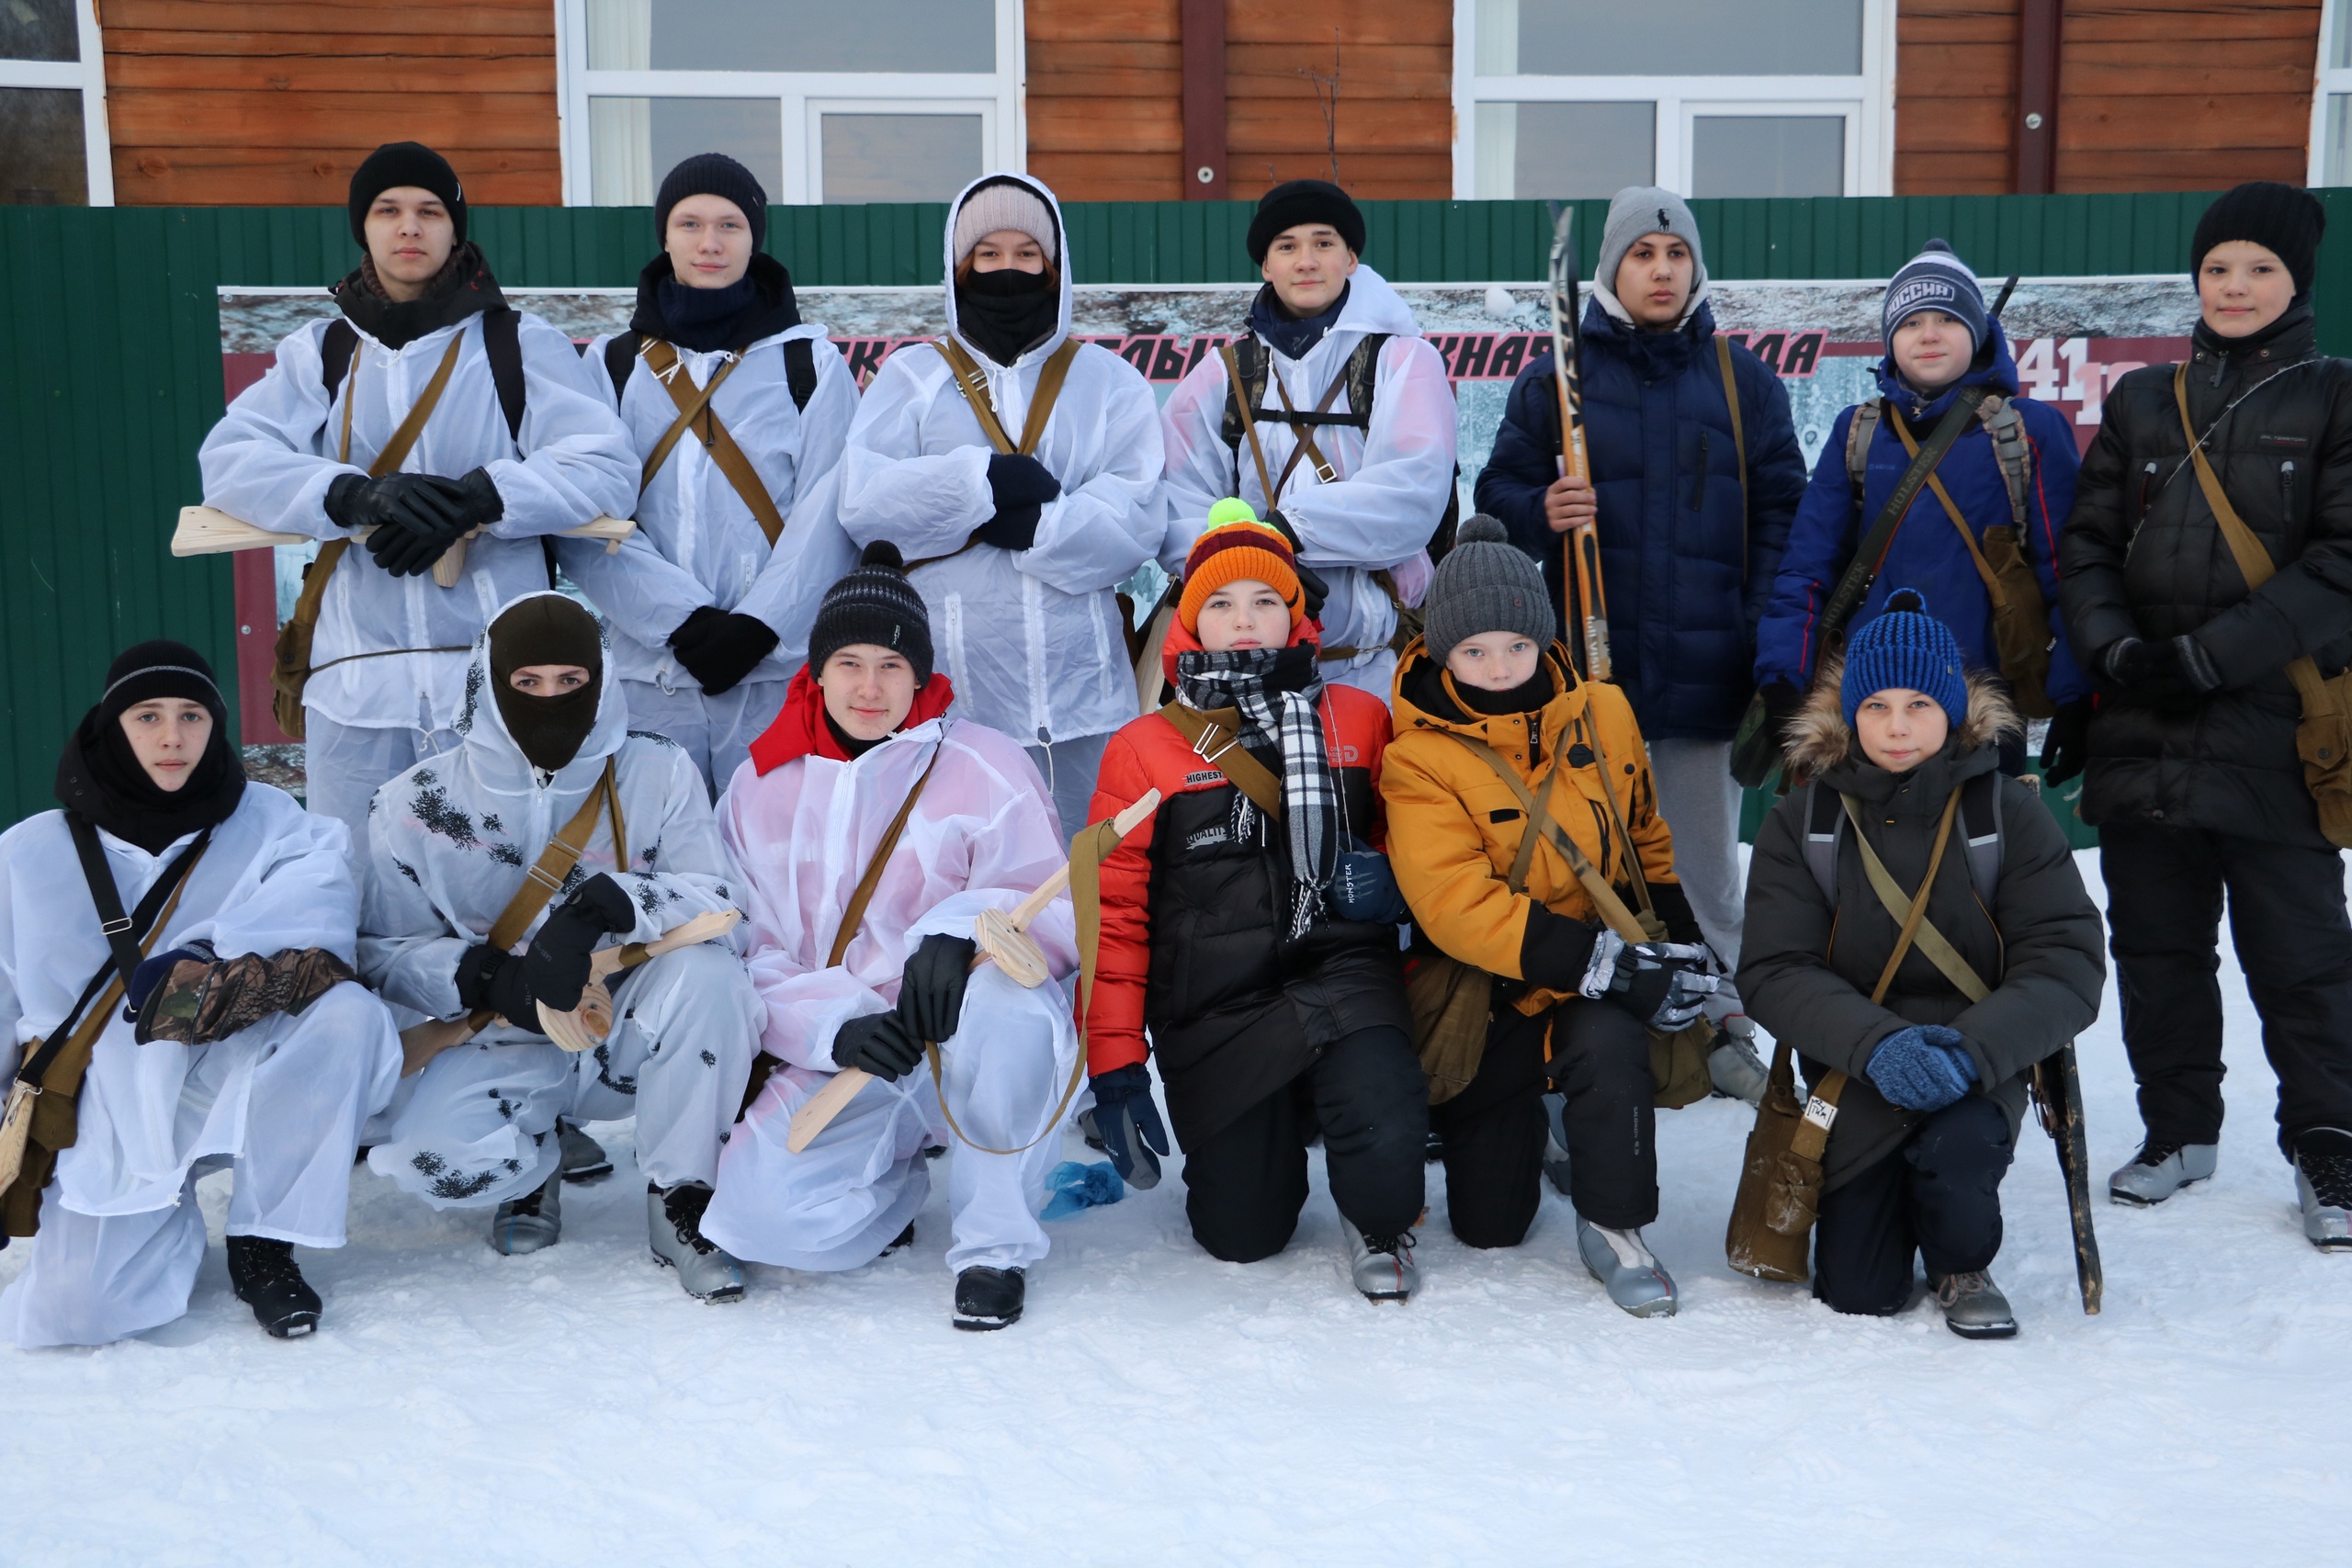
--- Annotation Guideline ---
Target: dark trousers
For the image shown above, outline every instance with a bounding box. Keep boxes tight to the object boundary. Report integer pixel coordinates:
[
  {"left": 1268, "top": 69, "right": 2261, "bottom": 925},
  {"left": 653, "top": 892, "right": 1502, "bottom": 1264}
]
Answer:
[
  {"left": 1814, "top": 1095, "right": 2014, "bottom": 1316},
  {"left": 1434, "top": 998, "right": 1657, "bottom": 1248},
  {"left": 2100, "top": 820, "right": 2352, "bottom": 1154},
  {"left": 1181, "top": 1024, "right": 1429, "bottom": 1263}
]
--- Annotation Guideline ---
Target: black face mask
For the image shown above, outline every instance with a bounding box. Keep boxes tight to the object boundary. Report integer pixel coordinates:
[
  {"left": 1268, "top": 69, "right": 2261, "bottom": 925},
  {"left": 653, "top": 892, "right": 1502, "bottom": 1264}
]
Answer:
[
  {"left": 1455, "top": 660, "right": 1559, "bottom": 716},
  {"left": 486, "top": 597, "right": 605, "bottom": 773},
  {"left": 54, "top": 642, "right": 246, "bottom": 855},
  {"left": 956, "top": 265, "right": 1059, "bottom": 367},
  {"left": 635, "top": 252, "right": 802, "bottom": 355}
]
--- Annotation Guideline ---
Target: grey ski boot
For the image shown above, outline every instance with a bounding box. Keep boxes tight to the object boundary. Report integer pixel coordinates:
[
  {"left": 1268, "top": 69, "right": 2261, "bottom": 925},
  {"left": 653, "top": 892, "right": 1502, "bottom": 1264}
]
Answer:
[
  {"left": 488, "top": 1165, "right": 562, "bottom": 1256},
  {"left": 1575, "top": 1216, "right": 1677, "bottom": 1317},
  {"left": 558, "top": 1119, "right": 612, "bottom": 1183},
  {"left": 2292, "top": 1127, "right": 2352, "bottom": 1251},
  {"left": 1343, "top": 1214, "right": 1420, "bottom": 1303},
  {"left": 1708, "top": 1016, "right": 1769, "bottom": 1107},
  {"left": 2109, "top": 1140, "right": 2218, "bottom": 1206},
  {"left": 647, "top": 1183, "right": 746, "bottom": 1302},
  {"left": 1932, "top": 1270, "right": 2018, "bottom": 1339}
]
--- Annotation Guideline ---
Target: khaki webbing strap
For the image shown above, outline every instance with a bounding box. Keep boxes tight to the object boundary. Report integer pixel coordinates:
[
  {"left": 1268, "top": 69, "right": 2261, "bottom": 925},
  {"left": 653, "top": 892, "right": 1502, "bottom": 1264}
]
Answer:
[
  {"left": 637, "top": 341, "right": 786, "bottom": 547},
  {"left": 484, "top": 759, "right": 621, "bottom": 950},
  {"left": 1787, "top": 1064, "right": 1849, "bottom": 1162},
  {"left": 1439, "top": 732, "right": 1647, "bottom": 944},
  {"left": 1507, "top": 750, "right": 1566, "bottom": 894},
  {"left": 1218, "top": 344, "right": 1279, "bottom": 505},
  {"left": 1268, "top": 354, "right": 1357, "bottom": 494},
  {"left": 935, "top": 336, "right": 1080, "bottom": 457},
  {"left": 2173, "top": 364, "right": 2342, "bottom": 719},
  {"left": 1839, "top": 792, "right": 1989, "bottom": 1004},
  {"left": 287, "top": 327, "right": 475, "bottom": 689},
  {"left": 1577, "top": 715, "right": 1656, "bottom": 922},
  {"left": 1891, "top": 404, "right": 2018, "bottom": 617},
  {"left": 825, "top": 746, "right": 945, "bottom": 969},
  {"left": 1157, "top": 702, "right": 1283, "bottom": 818},
  {"left": 1714, "top": 335, "right": 1749, "bottom": 570}
]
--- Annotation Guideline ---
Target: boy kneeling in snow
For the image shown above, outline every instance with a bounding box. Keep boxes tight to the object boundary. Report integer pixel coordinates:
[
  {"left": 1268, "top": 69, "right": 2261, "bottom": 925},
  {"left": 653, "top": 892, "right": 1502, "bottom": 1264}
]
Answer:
[
  {"left": 1, "top": 645, "right": 402, "bottom": 1345},
  {"left": 359, "top": 592, "right": 762, "bottom": 1301},
  {"left": 1383, "top": 517, "right": 1716, "bottom": 1317},
  {"left": 704, "top": 544, "right": 1083, "bottom": 1331},
  {"left": 1740, "top": 593, "right": 2104, "bottom": 1337}
]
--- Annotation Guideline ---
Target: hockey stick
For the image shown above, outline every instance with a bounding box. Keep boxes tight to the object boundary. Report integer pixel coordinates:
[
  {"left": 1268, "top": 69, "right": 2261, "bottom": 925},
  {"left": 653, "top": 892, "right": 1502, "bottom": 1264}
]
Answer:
[
  {"left": 784, "top": 790, "right": 1162, "bottom": 1155},
  {"left": 1548, "top": 202, "right": 1611, "bottom": 682}
]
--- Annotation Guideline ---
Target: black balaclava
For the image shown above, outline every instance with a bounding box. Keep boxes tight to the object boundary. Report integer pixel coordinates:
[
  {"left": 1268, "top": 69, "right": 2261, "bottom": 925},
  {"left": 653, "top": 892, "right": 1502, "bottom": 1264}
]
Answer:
[
  {"left": 956, "top": 265, "right": 1059, "bottom": 367},
  {"left": 488, "top": 597, "right": 605, "bottom": 773},
  {"left": 55, "top": 641, "right": 246, "bottom": 854}
]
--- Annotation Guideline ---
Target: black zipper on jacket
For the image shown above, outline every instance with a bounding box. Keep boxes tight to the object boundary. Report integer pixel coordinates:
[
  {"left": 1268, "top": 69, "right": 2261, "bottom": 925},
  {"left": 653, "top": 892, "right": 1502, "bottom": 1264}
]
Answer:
[{"left": 1690, "top": 429, "right": 1711, "bottom": 511}]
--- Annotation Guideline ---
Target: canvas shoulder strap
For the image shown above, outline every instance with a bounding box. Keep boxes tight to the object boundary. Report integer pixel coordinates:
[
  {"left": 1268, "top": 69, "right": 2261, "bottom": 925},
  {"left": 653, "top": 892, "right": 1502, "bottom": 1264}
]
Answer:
[
  {"left": 1157, "top": 702, "right": 1284, "bottom": 818},
  {"left": 637, "top": 338, "right": 787, "bottom": 546},
  {"left": 484, "top": 759, "right": 621, "bottom": 955},
  {"left": 1218, "top": 343, "right": 1279, "bottom": 505},
  {"left": 1267, "top": 348, "right": 1361, "bottom": 494},
  {"left": 934, "top": 336, "right": 1080, "bottom": 457},
  {"left": 1815, "top": 386, "right": 1989, "bottom": 655},
  {"left": 1715, "top": 334, "right": 1749, "bottom": 568},
  {"left": 826, "top": 743, "right": 947, "bottom": 969},
  {"left": 1437, "top": 731, "right": 1648, "bottom": 944},
  {"left": 1890, "top": 401, "right": 2028, "bottom": 617},
  {"left": 1838, "top": 791, "right": 1990, "bottom": 1003}
]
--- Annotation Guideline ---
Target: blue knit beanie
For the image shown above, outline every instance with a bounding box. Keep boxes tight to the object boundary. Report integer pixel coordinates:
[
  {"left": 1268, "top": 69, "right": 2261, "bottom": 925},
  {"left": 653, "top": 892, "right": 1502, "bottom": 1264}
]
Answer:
[{"left": 1841, "top": 590, "right": 1968, "bottom": 729}]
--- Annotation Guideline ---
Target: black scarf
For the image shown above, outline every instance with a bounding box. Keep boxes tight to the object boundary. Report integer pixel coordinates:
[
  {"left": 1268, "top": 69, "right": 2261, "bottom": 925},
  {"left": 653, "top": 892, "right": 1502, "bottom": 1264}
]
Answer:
[
  {"left": 1250, "top": 281, "right": 1351, "bottom": 360},
  {"left": 1174, "top": 646, "right": 1338, "bottom": 936},
  {"left": 632, "top": 252, "right": 802, "bottom": 354},
  {"left": 956, "top": 265, "right": 1060, "bottom": 367},
  {"left": 487, "top": 597, "right": 605, "bottom": 773},
  {"left": 1455, "top": 660, "right": 1559, "bottom": 717},
  {"left": 330, "top": 243, "right": 506, "bottom": 351},
  {"left": 54, "top": 641, "right": 246, "bottom": 855}
]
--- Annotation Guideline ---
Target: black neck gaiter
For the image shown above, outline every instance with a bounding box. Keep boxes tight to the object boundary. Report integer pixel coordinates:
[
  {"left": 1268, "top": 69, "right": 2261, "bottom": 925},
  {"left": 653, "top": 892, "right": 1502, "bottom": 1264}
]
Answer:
[{"left": 956, "top": 265, "right": 1059, "bottom": 367}]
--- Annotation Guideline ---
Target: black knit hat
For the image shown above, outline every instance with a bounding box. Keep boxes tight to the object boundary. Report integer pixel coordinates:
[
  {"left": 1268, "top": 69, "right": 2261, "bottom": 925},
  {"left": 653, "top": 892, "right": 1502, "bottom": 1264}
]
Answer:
[
  {"left": 2192, "top": 181, "right": 2326, "bottom": 295},
  {"left": 808, "top": 542, "right": 933, "bottom": 686},
  {"left": 349, "top": 142, "right": 466, "bottom": 247},
  {"left": 1247, "top": 179, "right": 1365, "bottom": 265},
  {"left": 656, "top": 152, "right": 768, "bottom": 251}
]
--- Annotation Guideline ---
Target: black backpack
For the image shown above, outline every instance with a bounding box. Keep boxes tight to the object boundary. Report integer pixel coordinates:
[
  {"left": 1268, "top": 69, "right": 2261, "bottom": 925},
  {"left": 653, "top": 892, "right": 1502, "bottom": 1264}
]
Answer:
[
  {"left": 321, "top": 307, "right": 527, "bottom": 446},
  {"left": 601, "top": 331, "right": 820, "bottom": 412}
]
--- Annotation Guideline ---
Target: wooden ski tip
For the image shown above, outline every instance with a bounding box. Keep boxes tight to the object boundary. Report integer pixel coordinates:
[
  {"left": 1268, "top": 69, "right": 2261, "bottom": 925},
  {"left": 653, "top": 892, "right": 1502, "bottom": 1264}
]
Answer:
[{"left": 786, "top": 1066, "right": 874, "bottom": 1153}]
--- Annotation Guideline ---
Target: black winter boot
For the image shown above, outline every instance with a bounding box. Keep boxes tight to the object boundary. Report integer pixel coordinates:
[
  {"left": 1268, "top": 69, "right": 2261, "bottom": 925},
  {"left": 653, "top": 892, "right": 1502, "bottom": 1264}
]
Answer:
[
  {"left": 952, "top": 1265, "right": 1024, "bottom": 1330},
  {"left": 226, "top": 1235, "right": 322, "bottom": 1338}
]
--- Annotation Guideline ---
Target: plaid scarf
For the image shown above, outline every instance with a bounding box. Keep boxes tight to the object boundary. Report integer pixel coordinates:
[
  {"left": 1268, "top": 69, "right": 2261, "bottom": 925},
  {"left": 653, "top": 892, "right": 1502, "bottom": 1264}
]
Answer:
[{"left": 1175, "top": 646, "right": 1338, "bottom": 936}]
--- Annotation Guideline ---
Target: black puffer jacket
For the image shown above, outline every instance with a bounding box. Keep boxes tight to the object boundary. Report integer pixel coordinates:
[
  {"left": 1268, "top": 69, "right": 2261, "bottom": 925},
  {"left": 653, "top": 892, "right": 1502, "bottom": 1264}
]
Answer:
[
  {"left": 1738, "top": 668, "right": 2107, "bottom": 1188},
  {"left": 2060, "top": 306, "right": 2352, "bottom": 844}
]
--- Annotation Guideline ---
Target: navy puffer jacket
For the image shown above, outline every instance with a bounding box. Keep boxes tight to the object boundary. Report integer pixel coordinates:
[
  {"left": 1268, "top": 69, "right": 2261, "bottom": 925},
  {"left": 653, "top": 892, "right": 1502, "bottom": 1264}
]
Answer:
[{"left": 1474, "top": 297, "right": 1805, "bottom": 741}]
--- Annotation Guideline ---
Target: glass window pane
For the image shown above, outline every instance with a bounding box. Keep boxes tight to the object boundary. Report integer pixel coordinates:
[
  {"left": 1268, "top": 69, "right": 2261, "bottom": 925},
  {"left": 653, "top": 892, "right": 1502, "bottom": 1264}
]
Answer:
[
  {"left": 0, "top": 86, "right": 85, "bottom": 204},
  {"left": 589, "top": 96, "right": 784, "bottom": 209},
  {"left": 1503, "top": 0, "right": 1861, "bottom": 76},
  {"left": 603, "top": 0, "right": 996, "bottom": 73},
  {"left": 2328, "top": 96, "right": 2352, "bottom": 186},
  {"left": 1480, "top": 101, "right": 1654, "bottom": 199},
  {"left": 1690, "top": 114, "right": 1844, "bottom": 197},
  {"left": 820, "top": 114, "right": 981, "bottom": 203},
  {"left": 0, "top": 0, "right": 77, "bottom": 62},
  {"left": 2336, "top": 0, "right": 2352, "bottom": 71}
]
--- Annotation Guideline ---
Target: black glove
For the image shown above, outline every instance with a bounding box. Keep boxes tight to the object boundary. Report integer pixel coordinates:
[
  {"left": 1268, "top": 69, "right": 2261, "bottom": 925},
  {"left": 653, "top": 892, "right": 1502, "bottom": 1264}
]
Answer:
[
  {"left": 898, "top": 932, "right": 978, "bottom": 1043},
  {"left": 1261, "top": 510, "right": 1331, "bottom": 620},
  {"left": 522, "top": 874, "right": 639, "bottom": 1012},
  {"left": 670, "top": 612, "right": 779, "bottom": 696},
  {"left": 450, "top": 467, "right": 504, "bottom": 525},
  {"left": 974, "top": 453, "right": 1061, "bottom": 551},
  {"left": 833, "top": 1010, "right": 925, "bottom": 1082},
  {"left": 127, "top": 942, "right": 215, "bottom": 1014},
  {"left": 1088, "top": 1062, "right": 1169, "bottom": 1190},
  {"left": 456, "top": 942, "right": 538, "bottom": 1031},
  {"left": 2040, "top": 697, "right": 2094, "bottom": 785},
  {"left": 332, "top": 473, "right": 473, "bottom": 577},
  {"left": 2101, "top": 636, "right": 2210, "bottom": 701},
  {"left": 1758, "top": 680, "right": 1806, "bottom": 746}
]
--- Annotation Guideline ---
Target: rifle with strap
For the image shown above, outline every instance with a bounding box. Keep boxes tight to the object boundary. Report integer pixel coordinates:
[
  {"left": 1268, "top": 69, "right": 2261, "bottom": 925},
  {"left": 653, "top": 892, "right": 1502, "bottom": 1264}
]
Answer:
[
  {"left": 635, "top": 340, "right": 790, "bottom": 547},
  {"left": 1, "top": 823, "right": 212, "bottom": 1234},
  {"left": 271, "top": 326, "right": 472, "bottom": 739},
  {"left": 909, "top": 337, "right": 1081, "bottom": 570}
]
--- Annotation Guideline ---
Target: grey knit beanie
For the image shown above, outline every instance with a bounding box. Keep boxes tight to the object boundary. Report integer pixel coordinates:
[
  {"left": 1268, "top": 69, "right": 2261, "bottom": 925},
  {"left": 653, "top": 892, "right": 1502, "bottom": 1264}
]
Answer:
[
  {"left": 1597, "top": 185, "right": 1707, "bottom": 300},
  {"left": 1422, "top": 516, "right": 1555, "bottom": 665}
]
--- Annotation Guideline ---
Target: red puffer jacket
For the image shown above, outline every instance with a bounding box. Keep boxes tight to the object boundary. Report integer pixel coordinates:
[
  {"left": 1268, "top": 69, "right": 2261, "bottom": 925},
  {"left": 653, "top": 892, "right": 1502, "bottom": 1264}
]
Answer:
[{"left": 1082, "top": 618, "right": 1407, "bottom": 1148}]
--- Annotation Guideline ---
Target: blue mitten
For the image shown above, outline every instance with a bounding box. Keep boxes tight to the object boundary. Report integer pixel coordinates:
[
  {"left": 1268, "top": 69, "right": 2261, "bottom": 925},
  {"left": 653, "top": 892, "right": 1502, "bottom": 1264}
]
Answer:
[
  {"left": 1865, "top": 1024, "right": 1977, "bottom": 1111},
  {"left": 1088, "top": 1062, "right": 1169, "bottom": 1190},
  {"left": 1041, "top": 1160, "right": 1125, "bottom": 1220}
]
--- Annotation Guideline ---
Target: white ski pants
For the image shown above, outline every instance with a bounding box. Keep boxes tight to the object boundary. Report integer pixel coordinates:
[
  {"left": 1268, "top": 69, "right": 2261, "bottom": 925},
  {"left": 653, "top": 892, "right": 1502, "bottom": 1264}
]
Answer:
[
  {"left": 705, "top": 963, "right": 1080, "bottom": 1275},
  {"left": 0, "top": 983, "right": 401, "bottom": 1348},
  {"left": 303, "top": 715, "right": 462, "bottom": 854},
  {"left": 367, "top": 943, "right": 759, "bottom": 1208},
  {"left": 620, "top": 676, "right": 790, "bottom": 798}
]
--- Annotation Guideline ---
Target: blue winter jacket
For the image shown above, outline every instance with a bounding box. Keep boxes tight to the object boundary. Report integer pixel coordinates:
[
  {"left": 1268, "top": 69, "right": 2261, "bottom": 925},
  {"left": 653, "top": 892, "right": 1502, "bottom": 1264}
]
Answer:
[
  {"left": 1474, "top": 298, "right": 1806, "bottom": 741},
  {"left": 1753, "top": 323, "right": 2088, "bottom": 705}
]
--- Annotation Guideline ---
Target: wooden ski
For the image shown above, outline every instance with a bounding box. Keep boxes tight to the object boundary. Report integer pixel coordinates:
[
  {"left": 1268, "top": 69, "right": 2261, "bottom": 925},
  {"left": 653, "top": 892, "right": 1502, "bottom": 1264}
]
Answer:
[
  {"left": 1548, "top": 201, "right": 1610, "bottom": 682},
  {"left": 2033, "top": 1041, "right": 2104, "bottom": 1314}
]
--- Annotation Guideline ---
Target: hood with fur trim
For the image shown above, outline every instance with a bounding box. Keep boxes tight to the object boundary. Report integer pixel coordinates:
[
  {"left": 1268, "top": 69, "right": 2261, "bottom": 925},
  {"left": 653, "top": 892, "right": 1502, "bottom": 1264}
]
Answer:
[{"left": 1783, "top": 654, "right": 2021, "bottom": 779}]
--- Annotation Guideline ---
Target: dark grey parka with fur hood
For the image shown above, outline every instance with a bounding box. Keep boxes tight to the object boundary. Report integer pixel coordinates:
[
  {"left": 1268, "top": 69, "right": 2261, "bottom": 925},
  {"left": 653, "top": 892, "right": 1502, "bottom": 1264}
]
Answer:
[{"left": 1737, "top": 665, "right": 2107, "bottom": 1187}]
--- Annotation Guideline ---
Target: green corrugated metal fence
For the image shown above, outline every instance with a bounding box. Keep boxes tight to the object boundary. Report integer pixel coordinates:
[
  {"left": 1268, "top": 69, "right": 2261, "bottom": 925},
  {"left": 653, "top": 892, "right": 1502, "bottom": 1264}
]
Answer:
[{"left": 4, "top": 190, "right": 2343, "bottom": 827}]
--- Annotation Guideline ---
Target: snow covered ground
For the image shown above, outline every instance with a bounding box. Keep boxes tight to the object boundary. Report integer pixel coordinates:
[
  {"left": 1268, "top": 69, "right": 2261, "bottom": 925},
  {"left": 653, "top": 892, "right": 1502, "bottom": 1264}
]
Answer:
[{"left": 4, "top": 850, "right": 2346, "bottom": 1566}]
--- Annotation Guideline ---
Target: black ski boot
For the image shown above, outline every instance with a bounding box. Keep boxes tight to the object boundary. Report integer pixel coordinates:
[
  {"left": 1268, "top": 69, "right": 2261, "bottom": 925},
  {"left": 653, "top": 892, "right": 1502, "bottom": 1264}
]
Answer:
[
  {"left": 226, "top": 1235, "right": 322, "bottom": 1338},
  {"left": 953, "top": 1265, "right": 1025, "bottom": 1331},
  {"left": 879, "top": 1221, "right": 916, "bottom": 1258}
]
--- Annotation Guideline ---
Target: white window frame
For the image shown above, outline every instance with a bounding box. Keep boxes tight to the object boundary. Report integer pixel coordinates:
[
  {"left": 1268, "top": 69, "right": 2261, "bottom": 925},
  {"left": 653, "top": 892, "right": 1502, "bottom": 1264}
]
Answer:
[
  {"left": 0, "top": 0, "right": 113, "bottom": 206},
  {"left": 2309, "top": 0, "right": 2349, "bottom": 186},
  {"left": 1451, "top": 0, "right": 1895, "bottom": 200},
  {"left": 554, "top": 0, "right": 1024, "bottom": 206}
]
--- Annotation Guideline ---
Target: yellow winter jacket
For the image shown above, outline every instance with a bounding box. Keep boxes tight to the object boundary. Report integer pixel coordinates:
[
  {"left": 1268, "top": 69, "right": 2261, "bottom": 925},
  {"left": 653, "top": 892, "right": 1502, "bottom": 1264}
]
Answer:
[{"left": 1381, "top": 639, "right": 1681, "bottom": 1014}]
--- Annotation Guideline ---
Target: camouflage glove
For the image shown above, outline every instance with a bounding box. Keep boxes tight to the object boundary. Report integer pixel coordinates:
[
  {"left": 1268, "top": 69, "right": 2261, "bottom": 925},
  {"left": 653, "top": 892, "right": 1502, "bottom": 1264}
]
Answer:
[{"left": 134, "top": 948, "right": 356, "bottom": 1046}]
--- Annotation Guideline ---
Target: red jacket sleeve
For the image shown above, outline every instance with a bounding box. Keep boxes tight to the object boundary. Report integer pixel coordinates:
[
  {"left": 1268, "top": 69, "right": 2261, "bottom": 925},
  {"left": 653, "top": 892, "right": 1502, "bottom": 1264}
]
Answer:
[{"left": 1079, "top": 722, "right": 1159, "bottom": 1077}]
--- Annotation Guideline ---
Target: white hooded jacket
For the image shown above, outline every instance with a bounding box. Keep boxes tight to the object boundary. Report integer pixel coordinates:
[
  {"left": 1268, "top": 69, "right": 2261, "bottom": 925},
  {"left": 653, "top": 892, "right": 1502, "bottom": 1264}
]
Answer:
[
  {"left": 1159, "top": 266, "right": 1458, "bottom": 676},
  {"left": 837, "top": 174, "right": 1167, "bottom": 747},
  {"left": 358, "top": 592, "right": 743, "bottom": 1037},
  {"left": 198, "top": 310, "right": 639, "bottom": 733},
  {"left": 566, "top": 319, "right": 861, "bottom": 690}
]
